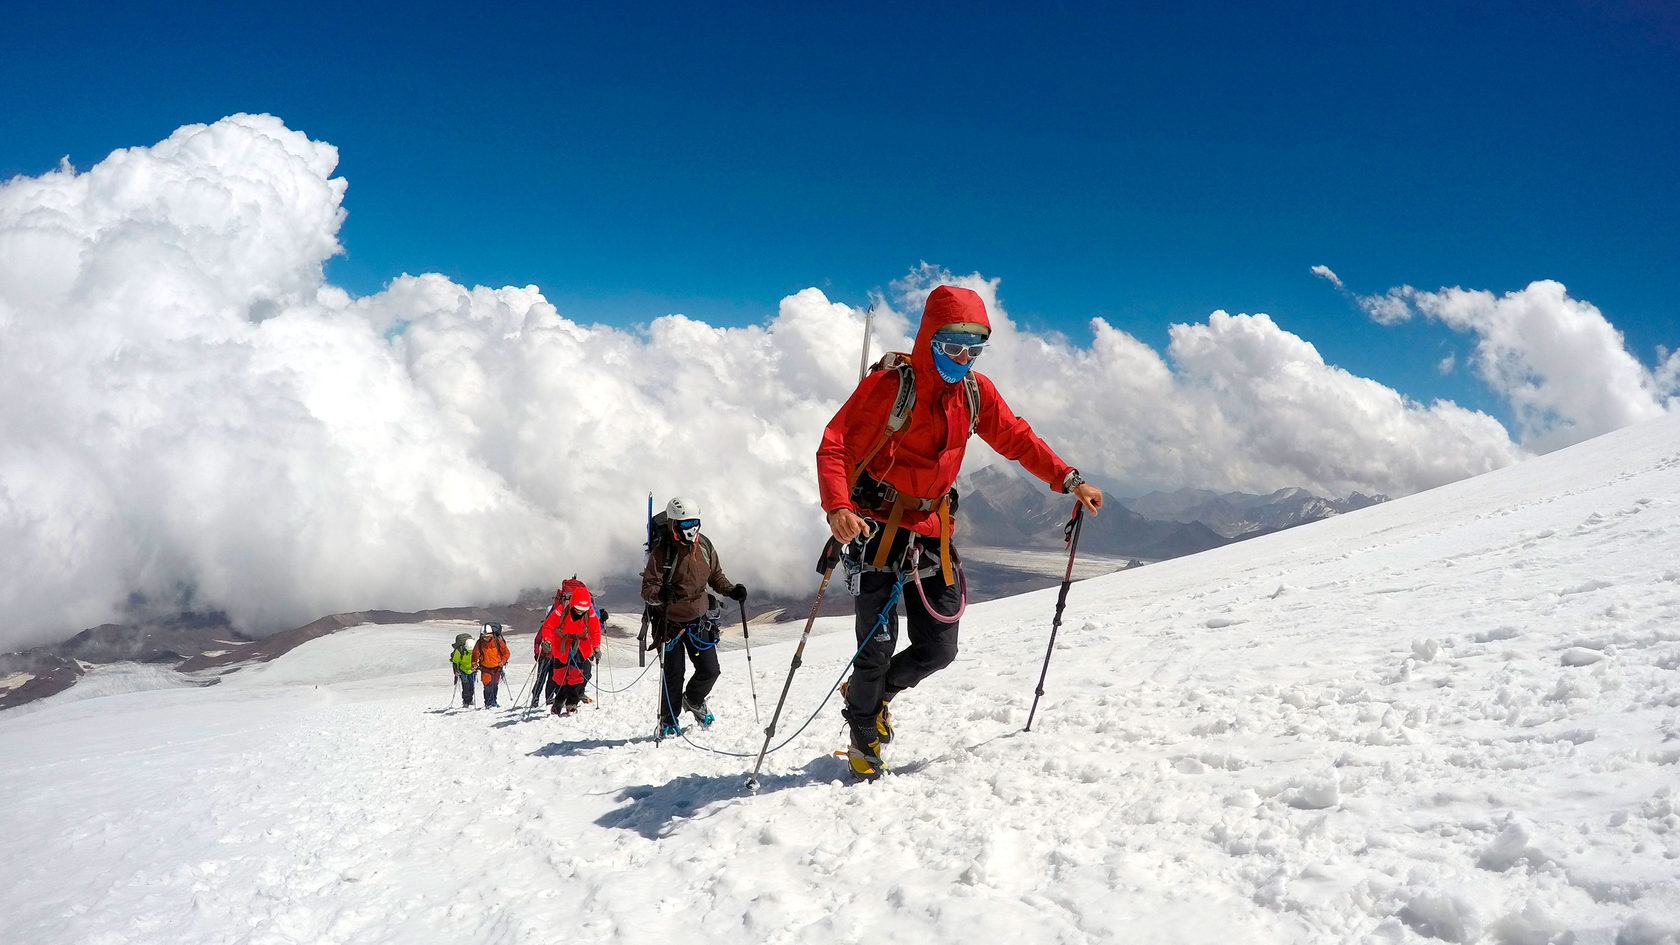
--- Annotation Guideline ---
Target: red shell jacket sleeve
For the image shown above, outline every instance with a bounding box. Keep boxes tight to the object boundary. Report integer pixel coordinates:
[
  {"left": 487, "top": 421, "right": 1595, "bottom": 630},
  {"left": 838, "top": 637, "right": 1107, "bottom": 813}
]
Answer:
[{"left": 971, "top": 373, "right": 1076, "bottom": 491}]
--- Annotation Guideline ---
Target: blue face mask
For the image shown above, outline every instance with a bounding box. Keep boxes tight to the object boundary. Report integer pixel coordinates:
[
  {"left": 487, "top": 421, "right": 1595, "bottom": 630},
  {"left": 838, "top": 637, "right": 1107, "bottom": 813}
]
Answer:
[{"left": 930, "top": 331, "right": 987, "bottom": 382}]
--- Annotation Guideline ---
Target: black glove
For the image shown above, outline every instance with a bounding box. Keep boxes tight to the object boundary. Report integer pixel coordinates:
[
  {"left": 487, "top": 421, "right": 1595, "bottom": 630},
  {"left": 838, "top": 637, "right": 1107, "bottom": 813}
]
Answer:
[
  {"left": 598, "top": 608, "right": 609, "bottom": 623},
  {"left": 728, "top": 584, "right": 748, "bottom": 602}
]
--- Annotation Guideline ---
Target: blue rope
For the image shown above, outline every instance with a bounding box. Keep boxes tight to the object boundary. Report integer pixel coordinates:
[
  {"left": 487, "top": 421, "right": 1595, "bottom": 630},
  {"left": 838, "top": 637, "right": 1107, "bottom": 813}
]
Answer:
[
  {"left": 671, "top": 571, "right": 909, "bottom": 758},
  {"left": 592, "top": 658, "right": 654, "bottom": 695}
]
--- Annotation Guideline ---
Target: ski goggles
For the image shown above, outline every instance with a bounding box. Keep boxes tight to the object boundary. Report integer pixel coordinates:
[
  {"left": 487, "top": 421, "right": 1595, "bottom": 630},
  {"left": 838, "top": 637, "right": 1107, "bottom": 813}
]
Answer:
[
  {"left": 931, "top": 332, "right": 987, "bottom": 360},
  {"left": 675, "top": 518, "right": 700, "bottom": 532}
]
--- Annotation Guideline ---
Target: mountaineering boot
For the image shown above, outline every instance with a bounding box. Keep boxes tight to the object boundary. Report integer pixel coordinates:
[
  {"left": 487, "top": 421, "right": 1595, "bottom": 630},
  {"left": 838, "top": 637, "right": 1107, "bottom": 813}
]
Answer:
[
  {"left": 683, "top": 695, "right": 714, "bottom": 727},
  {"left": 840, "top": 681, "right": 894, "bottom": 744},
  {"left": 845, "top": 730, "right": 885, "bottom": 783},
  {"left": 657, "top": 721, "right": 682, "bottom": 740}
]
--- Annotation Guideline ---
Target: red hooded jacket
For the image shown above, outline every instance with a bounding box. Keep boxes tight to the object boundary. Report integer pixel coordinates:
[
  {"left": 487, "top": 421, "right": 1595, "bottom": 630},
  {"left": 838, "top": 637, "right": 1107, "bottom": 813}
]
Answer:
[
  {"left": 537, "top": 583, "right": 602, "bottom": 686},
  {"left": 817, "top": 285, "right": 1076, "bottom": 538}
]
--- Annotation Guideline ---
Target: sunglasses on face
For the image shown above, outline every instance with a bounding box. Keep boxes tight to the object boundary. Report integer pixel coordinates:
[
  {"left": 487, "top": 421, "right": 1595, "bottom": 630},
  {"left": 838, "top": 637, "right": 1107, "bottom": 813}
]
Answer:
[
  {"left": 569, "top": 606, "right": 588, "bottom": 618},
  {"left": 676, "top": 518, "right": 700, "bottom": 531},
  {"left": 934, "top": 339, "right": 986, "bottom": 360}
]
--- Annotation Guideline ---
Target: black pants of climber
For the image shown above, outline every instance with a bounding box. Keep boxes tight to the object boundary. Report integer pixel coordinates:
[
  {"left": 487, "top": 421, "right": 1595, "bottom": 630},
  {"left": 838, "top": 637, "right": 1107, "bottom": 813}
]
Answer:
[
  {"left": 531, "top": 657, "right": 559, "bottom": 706},
  {"left": 553, "top": 681, "right": 587, "bottom": 709},
  {"left": 659, "top": 630, "right": 720, "bottom": 727},
  {"left": 539, "top": 656, "right": 590, "bottom": 704},
  {"left": 843, "top": 530, "right": 962, "bottom": 745}
]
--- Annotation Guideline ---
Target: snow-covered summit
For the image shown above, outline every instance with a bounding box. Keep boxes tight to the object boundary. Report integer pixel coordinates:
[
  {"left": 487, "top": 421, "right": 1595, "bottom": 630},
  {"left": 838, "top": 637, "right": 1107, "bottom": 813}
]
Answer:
[{"left": 2, "top": 412, "right": 1678, "bottom": 943}]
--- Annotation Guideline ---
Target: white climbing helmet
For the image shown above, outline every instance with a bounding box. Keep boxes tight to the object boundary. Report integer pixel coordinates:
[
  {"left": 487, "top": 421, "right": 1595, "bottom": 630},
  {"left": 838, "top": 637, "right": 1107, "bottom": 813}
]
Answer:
[{"left": 666, "top": 496, "right": 701, "bottom": 542}]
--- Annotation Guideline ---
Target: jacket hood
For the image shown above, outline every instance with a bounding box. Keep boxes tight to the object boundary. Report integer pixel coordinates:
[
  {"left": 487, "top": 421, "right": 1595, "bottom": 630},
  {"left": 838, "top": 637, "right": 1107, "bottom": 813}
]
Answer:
[
  {"left": 911, "top": 285, "right": 992, "bottom": 377},
  {"left": 565, "top": 585, "right": 593, "bottom": 611}
]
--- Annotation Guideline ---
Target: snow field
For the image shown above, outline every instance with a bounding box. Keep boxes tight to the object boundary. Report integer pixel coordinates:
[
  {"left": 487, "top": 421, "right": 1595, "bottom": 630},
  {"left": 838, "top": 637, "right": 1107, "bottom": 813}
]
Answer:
[{"left": 2, "top": 414, "right": 1680, "bottom": 943}]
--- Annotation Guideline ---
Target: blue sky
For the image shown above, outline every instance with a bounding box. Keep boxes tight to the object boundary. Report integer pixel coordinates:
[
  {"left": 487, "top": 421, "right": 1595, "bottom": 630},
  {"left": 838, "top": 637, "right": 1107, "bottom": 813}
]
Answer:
[
  {"left": 4, "top": 1, "right": 1679, "bottom": 638},
  {"left": 3, "top": 0, "right": 1676, "bottom": 427}
]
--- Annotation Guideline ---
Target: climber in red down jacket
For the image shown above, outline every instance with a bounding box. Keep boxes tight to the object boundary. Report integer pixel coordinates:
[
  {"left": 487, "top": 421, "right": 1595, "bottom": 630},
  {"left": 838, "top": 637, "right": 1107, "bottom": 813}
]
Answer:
[{"left": 538, "top": 579, "right": 603, "bottom": 715}]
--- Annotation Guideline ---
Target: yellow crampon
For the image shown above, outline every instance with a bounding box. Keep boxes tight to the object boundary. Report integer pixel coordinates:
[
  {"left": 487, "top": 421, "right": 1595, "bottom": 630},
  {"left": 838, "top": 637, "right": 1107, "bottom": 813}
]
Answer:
[{"left": 837, "top": 738, "right": 886, "bottom": 782}]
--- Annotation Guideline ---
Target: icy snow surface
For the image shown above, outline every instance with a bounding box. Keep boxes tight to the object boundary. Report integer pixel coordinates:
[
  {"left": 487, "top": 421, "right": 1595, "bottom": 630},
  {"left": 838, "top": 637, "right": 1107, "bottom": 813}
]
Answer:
[{"left": 3, "top": 414, "right": 1680, "bottom": 944}]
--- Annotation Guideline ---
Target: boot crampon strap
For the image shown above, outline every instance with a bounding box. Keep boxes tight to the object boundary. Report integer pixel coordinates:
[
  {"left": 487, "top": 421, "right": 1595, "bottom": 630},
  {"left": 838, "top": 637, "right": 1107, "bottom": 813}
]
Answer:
[{"left": 838, "top": 735, "right": 886, "bottom": 782}]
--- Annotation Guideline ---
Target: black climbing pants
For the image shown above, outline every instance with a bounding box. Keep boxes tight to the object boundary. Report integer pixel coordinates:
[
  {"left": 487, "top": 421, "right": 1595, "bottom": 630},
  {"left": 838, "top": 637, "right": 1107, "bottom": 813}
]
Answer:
[{"left": 843, "top": 530, "right": 961, "bottom": 744}]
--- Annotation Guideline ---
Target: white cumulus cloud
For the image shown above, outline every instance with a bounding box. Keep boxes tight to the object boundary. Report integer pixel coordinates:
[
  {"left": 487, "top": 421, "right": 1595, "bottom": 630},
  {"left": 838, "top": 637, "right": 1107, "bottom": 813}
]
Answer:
[
  {"left": 0, "top": 116, "right": 1570, "bottom": 649},
  {"left": 1353, "top": 281, "right": 1676, "bottom": 450}
]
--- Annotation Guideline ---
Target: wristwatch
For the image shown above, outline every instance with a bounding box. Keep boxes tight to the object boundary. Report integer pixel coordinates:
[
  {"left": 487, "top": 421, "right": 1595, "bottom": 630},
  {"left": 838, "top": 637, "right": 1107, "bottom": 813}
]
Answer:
[{"left": 1063, "top": 469, "right": 1085, "bottom": 493}]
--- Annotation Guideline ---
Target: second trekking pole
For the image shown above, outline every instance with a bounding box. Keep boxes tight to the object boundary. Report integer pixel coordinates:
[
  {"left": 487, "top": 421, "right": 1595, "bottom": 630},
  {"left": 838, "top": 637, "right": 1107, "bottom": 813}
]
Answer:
[
  {"left": 746, "top": 539, "right": 843, "bottom": 790},
  {"left": 514, "top": 658, "right": 539, "bottom": 718},
  {"left": 1024, "top": 503, "right": 1086, "bottom": 733},
  {"left": 738, "top": 600, "right": 762, "bottom": 724}
]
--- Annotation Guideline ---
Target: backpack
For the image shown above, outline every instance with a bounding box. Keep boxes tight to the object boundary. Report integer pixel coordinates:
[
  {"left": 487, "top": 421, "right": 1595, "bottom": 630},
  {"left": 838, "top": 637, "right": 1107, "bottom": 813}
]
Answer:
[{"left": 553, "top": 578, "right": 593, "bottom": 659}]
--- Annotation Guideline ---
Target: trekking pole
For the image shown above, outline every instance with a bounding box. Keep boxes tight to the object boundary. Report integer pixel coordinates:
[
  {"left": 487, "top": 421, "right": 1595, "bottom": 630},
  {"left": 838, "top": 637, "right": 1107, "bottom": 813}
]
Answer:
[
  {"left": 599, "top": 632, "right": 616, "bottom": 708},
  {"left": 592, "top": 645, "right": 603, "bottom": 710},
  {"left": 639, "top": 492, "right": 653, "bottom": 666},
  {"left": 747, "top": 538, "right": 843, "bottom": 790},
  {"left": 738, "top": 600, "right": 762, "bottom": 724},
  {"left": 654, "top": 632, "right": 671, "bottom": 743},
  {"left": 513, "top": 657, "right": 538, "bottom": 712},
  {"left": 1025, "top": 503, "right": 1086, "bottom": 732},
  {"left": 518, "top": 659, "right": 541, "bottom": 721},
  {"left": 637, "top": 607, "right": 650, "bottom": 668}
]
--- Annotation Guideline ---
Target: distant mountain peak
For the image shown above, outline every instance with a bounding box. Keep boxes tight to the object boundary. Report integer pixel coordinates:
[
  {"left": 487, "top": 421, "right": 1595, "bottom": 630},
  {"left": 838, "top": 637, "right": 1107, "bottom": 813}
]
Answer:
[{"left": 960, "top": 465, "right": 1387, "bottom": 546}]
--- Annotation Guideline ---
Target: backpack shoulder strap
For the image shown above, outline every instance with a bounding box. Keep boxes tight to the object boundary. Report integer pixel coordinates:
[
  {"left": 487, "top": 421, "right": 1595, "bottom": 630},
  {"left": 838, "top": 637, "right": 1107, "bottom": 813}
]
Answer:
[
  {"left": 962, "top": 372, "right": 980, "bottom": 436},
  {"left": 875, "top": 352, "right": 917, "bottom": 434},
  {"left": 849, "top": 354, "right": 916, "bottom": 491}
]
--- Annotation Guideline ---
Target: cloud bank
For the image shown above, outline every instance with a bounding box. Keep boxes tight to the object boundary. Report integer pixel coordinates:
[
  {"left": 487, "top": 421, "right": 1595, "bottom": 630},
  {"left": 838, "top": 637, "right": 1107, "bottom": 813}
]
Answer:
[
  {"left": 1352, "top": 281, "right": 1679, "bottom": 450},
  {"left": 0, "top": 115, "right": 1588, "bottom": 647}
]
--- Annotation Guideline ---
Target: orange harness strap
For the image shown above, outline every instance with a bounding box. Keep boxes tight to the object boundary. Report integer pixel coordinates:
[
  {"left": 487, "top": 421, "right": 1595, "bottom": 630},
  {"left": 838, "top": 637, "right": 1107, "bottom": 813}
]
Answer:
[
  {"left": 866, "top": 491, "right": 956, "bottom": 586},
  {"left": 868, "top": 496, "right": 907, "bottom": 570},
  {"left": 935, "top": 497, "right": 955, "bottom": 586}
]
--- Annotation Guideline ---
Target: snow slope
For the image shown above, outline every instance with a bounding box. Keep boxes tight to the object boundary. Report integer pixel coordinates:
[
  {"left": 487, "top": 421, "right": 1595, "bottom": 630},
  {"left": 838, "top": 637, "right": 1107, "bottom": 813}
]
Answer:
[{"left": 3, "top": 414, "right": 1679, "bottom": 944}]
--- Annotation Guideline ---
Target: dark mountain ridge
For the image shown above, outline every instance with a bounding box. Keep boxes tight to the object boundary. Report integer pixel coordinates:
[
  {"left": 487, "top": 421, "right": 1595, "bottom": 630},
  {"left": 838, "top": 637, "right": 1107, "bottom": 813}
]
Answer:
[
  {"left": 953, "top": 464, "right": 1385, "bottom": 558},
  {"left": 2, "top": 470, "right": 1384, "bottom": 711}
]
